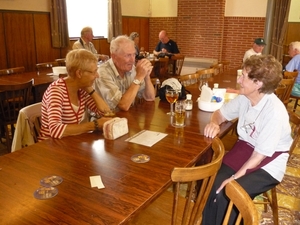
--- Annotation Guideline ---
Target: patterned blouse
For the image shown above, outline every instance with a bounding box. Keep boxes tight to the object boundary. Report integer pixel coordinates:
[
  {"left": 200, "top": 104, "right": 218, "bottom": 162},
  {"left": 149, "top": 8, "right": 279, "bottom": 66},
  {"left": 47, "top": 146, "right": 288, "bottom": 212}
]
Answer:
[{"left": 39, "top": 78, "right": 101, "bottom": 139}]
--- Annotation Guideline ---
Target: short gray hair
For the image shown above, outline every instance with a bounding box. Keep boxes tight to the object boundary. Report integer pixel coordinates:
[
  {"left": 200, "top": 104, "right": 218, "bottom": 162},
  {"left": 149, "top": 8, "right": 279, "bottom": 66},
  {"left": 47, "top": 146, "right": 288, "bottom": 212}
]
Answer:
[
  {"left": 110, "top": 35, "right": 134, "bottom": 54},
  {"left": 290, "top": 41, "right": 300, "bottom": 52}
]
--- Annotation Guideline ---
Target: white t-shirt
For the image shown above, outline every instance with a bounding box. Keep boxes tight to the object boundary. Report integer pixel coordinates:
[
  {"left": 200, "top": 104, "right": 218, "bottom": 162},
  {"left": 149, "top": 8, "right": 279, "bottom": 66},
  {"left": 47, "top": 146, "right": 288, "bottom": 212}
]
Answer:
[
  {"left": 220, "top": 94, "right": 292, "bottom": 181},
  {"left": 243, "top": 48, "right": 262, "bottom": 62}
]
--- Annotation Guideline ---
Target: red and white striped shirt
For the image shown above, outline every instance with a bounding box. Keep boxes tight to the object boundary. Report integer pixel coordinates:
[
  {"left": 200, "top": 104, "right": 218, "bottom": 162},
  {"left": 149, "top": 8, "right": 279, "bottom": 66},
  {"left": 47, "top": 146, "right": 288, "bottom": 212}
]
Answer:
[{"left": 39, "top": 78, "right": 101, "bottom": 140}]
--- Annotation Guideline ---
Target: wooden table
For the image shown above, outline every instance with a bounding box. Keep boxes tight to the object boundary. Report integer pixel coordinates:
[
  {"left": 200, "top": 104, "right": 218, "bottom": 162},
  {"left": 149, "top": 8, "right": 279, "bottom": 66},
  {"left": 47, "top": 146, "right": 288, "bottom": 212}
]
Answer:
[
  {"left": 0, "top": 71, "right": 238, "bottom": 225},
  {"left": 0, "top": 70, "right": 58, "bottom": 102}
]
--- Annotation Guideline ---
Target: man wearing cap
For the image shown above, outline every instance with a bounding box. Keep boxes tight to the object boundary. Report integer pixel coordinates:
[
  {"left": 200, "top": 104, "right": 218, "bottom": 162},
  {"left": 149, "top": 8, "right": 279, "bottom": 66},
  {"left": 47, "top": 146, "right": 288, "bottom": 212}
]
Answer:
[{"left": 243, "top": 38, "right": 266, "bottom": 62}]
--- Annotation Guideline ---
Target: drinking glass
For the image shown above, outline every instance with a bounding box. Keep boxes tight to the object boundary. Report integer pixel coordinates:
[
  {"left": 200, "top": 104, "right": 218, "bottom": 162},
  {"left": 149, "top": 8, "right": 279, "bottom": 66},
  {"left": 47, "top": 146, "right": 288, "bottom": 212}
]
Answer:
[{"left": 165, "top": 89, "right": 179, "bottom": 115}]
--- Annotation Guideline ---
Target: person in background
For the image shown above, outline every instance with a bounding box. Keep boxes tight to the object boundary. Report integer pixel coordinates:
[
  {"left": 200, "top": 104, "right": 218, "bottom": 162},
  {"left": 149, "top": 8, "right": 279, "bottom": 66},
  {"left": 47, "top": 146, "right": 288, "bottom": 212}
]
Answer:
[
  {"left": 285, "top": 41, "right": 300, "bottom": 96},
  {"left": 129, "top": 32, "right": 145, "bottom": 60},
  {"left": 72, "top": 26, "right": 109, "bottom": 62},
  {"left": 202, "top": 55, "right": 292, "bottom": 225},
  {"left": 39, "top": 49, "right": 113, "bottom": 140},
  {"left": 94, "top": 35, "right": 155, "bottom": 111},
  {"left": 153, "top": 30, "right": 180, "bottom": 57},
  {"left": 242, "top": 38, "right": 266, "bottom": 62}
]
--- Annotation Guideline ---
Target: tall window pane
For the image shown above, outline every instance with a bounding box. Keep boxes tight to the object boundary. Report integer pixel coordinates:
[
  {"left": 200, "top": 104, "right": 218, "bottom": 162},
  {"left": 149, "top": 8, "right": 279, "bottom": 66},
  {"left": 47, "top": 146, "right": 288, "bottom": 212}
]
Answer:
[{"left": 66, "top": 0, "right": 108, "bottom": 38}]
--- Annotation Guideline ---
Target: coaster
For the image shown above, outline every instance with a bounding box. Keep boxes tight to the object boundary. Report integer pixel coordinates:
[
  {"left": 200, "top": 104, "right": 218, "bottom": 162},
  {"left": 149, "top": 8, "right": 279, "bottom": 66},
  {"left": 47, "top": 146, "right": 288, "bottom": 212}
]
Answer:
[
  {"left": 40, "top": 175, "right": 63, "bottom": 187},
  {"left": 33, "top": 187, "right": 58, "bottom": 200},
  {"left": 131, "top": 154, "right": 150, "bottom": 163}
]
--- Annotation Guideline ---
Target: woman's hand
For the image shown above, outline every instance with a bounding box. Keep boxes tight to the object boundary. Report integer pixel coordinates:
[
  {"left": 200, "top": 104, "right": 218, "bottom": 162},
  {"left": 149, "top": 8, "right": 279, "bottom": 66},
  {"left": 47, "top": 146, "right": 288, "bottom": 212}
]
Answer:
[
  {"left": 204, "top": 122, "right": 220, "bottom": 138},
  {"left": 216, "top": 176, "right": 235, "bottom": 194}
]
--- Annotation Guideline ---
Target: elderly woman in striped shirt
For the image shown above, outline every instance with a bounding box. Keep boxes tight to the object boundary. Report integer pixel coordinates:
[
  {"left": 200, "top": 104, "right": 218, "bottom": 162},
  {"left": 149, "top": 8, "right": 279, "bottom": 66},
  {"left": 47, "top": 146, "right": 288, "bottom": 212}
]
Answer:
[{"left": 39, "top": 49, "right": 113, "bottom": 139}]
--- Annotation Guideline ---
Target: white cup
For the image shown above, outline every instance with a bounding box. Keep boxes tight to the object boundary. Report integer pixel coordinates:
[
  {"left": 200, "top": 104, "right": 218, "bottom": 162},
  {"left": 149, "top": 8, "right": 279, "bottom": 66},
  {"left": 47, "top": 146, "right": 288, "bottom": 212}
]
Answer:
[{"left": 214, "top": 83, "right": 219, "bottom": 88}]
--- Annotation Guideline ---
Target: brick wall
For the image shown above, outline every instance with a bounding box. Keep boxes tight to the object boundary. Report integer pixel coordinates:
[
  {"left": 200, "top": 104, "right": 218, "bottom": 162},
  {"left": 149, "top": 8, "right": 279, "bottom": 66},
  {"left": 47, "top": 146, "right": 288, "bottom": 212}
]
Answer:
[{"left": 149, "top": 0, "right": 265, "bottom": 69}]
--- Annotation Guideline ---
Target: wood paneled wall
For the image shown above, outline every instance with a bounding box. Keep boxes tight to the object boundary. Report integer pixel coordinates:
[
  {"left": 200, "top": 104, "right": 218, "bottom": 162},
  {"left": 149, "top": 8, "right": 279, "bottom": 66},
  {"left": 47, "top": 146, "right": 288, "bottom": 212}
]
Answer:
[
  {"left": 122, "top": 17, "right": 149, "bottom": 52},
  {"left": 0, "top": 11, "right": 110, "bottom": 72}
]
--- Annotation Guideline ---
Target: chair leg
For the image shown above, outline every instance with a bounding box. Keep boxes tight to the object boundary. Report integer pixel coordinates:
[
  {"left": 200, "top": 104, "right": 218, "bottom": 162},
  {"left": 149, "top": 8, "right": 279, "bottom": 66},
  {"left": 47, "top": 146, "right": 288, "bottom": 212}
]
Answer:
[
  {"left": 270, "top": 187, "right": 279, "bottom": 225},
  {"left": 293, "top": 99, "right": 299, "bottom": 112}
]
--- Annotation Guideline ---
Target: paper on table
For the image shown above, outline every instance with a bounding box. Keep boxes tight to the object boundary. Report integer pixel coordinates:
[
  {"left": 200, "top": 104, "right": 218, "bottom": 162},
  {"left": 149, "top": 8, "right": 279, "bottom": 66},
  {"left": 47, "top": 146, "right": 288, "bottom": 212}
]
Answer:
[
  {"left": 90, "top": 175, "right": 105, "bottom": 189},
  {"left": 125, "top": 130, "right": 168, "bottom": 147}
]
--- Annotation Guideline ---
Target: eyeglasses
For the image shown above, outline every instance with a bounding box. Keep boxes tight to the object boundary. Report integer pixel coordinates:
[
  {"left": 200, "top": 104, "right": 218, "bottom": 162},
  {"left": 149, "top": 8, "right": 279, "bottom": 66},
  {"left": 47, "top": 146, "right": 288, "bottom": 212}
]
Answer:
[
  {"left": 83, "top": 69, "right": 98, "bottom": 75},
  {"left": 240, "top": 122, "right": 256, "bottom": 137}
]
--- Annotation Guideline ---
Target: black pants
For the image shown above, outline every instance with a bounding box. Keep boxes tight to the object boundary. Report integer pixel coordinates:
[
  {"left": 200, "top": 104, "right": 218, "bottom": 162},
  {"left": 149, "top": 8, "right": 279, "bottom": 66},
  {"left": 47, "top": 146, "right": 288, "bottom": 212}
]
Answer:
[{"left": 202, "top": 164, "right": 279, "bottom": 225}]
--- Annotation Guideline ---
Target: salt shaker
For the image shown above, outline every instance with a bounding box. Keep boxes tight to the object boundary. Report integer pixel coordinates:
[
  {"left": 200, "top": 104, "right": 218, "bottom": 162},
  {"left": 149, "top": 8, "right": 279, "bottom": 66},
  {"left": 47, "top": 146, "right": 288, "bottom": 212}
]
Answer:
[{"left": 185, "top": 94, "right": 193, "bottom": 110}]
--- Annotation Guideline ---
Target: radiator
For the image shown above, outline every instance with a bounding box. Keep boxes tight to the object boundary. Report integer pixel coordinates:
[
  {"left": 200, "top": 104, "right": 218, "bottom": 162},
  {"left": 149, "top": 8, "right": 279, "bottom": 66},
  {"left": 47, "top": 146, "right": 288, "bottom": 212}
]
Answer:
[{"left": 181, "top": 57, "right": 218, "bottom": 75}]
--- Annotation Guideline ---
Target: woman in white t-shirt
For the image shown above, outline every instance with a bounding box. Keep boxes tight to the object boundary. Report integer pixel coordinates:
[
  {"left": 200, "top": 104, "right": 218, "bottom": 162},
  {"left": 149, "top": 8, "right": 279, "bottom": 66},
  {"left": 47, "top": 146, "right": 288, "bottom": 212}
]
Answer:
[{"left": 202, "top": 55, "right": 292, "bottom": 225}]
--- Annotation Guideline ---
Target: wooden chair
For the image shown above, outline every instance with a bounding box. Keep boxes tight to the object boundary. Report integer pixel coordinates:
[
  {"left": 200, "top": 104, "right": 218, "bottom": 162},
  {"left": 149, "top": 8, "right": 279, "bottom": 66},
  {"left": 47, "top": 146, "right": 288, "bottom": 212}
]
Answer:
[
  {"left": 55, "top": 58, "right": 66, "bottom": 66},
  {"left": 283, "top": 71, "right": 300, "bottom": 111},
  {"left": 218, "top": 61, "right": 230, "bottom": 71},
  {"left": 0, "top": 66, "right": 25, "bottom": 75},
  {"left": 168, "top": 55, "right": 185, "bottom": 78},
  {"left": 156, "top": 57, "right": 169, "bottom": 79},
  {"left": 279, "top": 77, "right": 295, "bottom": 107},
  {"left": 274, "top": 84, "right": 286, "bottom": 102},
  {"left": 11, "top": 102, "right": 42, "bottom": 152},
  {"left": 254, "top": 110, "right": 300, "bottom": 225},
  {"left": 179, "top": 73, "right": 199, "bottom": 87},
  {"left": 196, "top": 68, "right": 215, "bottom": 79},
  {"left": 129, "top": 137, "right": 225, "bottom": 225},
  {"left": 210, "top": 63, "right": 223, "bottom": 75},
  {"left": 223, "top": 180, "right": 259, "bottom": 225},
  {"left": 0, "top": 80, "right": 33, "bottom": 152},
  {"left": 36, "top": 61, "right": 59, "bottom": 73}
]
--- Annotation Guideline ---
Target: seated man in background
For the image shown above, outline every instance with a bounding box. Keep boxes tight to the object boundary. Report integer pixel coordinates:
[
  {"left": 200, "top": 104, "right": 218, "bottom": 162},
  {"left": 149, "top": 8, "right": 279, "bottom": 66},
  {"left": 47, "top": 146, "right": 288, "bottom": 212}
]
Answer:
[
  {"left": 242, "top": 38, "right": 266, "bottom": 62},
  {"left": 72, "top": 26, "right": 109, "bottom": 62},
  {"left": 153, "top": 30, "right": 180, "bottom": 57},
  {"left": 94, "top": 35, "right": 156, "bottom": 111},
  {"left": 286, "top": 41, "right": 300, "bottom": 96}
]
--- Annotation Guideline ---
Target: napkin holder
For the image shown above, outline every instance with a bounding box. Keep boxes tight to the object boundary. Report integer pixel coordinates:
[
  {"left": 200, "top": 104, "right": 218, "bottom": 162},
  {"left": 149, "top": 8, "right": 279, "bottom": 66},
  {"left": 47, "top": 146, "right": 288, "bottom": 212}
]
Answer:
[{"left": 197, "top": 86, "right": 226, "bottom": 112}]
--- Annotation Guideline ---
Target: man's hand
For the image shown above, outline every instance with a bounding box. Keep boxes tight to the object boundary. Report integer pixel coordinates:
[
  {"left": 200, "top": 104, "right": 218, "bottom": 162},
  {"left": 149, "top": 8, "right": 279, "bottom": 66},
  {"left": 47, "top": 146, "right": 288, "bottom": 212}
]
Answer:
[{"left": 135, "top": 59, "right": 153, "bottom": 79}]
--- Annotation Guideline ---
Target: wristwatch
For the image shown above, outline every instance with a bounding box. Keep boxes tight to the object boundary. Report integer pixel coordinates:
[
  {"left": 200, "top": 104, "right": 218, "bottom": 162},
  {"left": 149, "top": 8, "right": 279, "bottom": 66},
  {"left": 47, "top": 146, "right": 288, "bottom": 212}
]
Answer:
[{"left": 133, "top": 79, "right": 142, "bottom": 85}]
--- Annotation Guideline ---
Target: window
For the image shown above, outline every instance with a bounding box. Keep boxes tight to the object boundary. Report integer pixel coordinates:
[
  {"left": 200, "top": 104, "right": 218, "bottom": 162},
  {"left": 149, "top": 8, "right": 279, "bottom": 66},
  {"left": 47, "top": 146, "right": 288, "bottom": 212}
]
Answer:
[{"left": 66, "top": 0, "right": 108, "bottom": 38}]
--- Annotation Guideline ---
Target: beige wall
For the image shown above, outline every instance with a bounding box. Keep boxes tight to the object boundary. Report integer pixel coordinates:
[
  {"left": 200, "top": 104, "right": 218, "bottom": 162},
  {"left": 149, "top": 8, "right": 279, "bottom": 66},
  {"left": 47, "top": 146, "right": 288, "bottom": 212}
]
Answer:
[
  {"left": 1, "top": 0, "right": 298, "bottom": 22},
  {"left": 0, "top": 0, "right": 50, "bottom": 11},
  {"left": 121, "top": 0, "right": 150, "bottom": 17},
  {"left": 289, "top": 0, "right": 300, "bottom": 22},
  {"left": 121, "top": 0, "right": 177, "bottom": 17},
  {"left": 225, "top": 0, "right": 267, "bottom": 17}
]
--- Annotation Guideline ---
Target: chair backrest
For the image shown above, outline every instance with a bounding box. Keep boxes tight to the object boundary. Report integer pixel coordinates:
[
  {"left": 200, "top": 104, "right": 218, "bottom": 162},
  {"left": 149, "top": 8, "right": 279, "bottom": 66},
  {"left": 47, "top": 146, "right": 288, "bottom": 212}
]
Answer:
[
  {"left": 280, "top": 77, "right": 296, "bottom": 106},
  {"left": 223, "top": 180, "right": 259, "bottom": 225},
  {"left": 274, "top": 84, "right": 286, "bottom": 101},
  {"left": 179, "top": 73, "right": 199, "bottom": 87},
  {"left": 0, "top": 79, "right": 33, "bottom": 124},
  {"left": 210, "top": 63, "right": 223, "bottom": 75},
  {"left": 0, "top": 66, "right": 25, "bottom": 75},
  {"left": 197, "top": 68, "right": 215, "bottom": 79},
  {"left": 170, "top": 55, "right": 185, "bottom": 76},
  {"left": 288, "top": 110, "right": 300, "bottom": 156},
  {"left": 55, "top": 58, "right": 66, "bottom": 66},
  {"left": 218, "top": 61, "right": 230, "bottom": 71},
  {"left": 170, "top": 137, "right": 225, "bottom": 225},
  {"left": 158, "top": 57, "right": 169, "bottom": 79},
  {"left": 283, "top": 70, "right": 298, "bottom": 79},
  {"left": 22, "top": 102, "right": 42, "bottom": 143},
  {"left": 36, "top": 61, "right": 59, "bottom": 72}
]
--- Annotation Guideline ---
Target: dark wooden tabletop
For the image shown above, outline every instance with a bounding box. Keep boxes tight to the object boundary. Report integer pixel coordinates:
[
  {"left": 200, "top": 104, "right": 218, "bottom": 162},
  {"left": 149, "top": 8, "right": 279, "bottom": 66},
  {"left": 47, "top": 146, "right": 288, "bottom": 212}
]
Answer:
[{"left": 0, "top": 70, "right": 238, "bottom": 225}]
